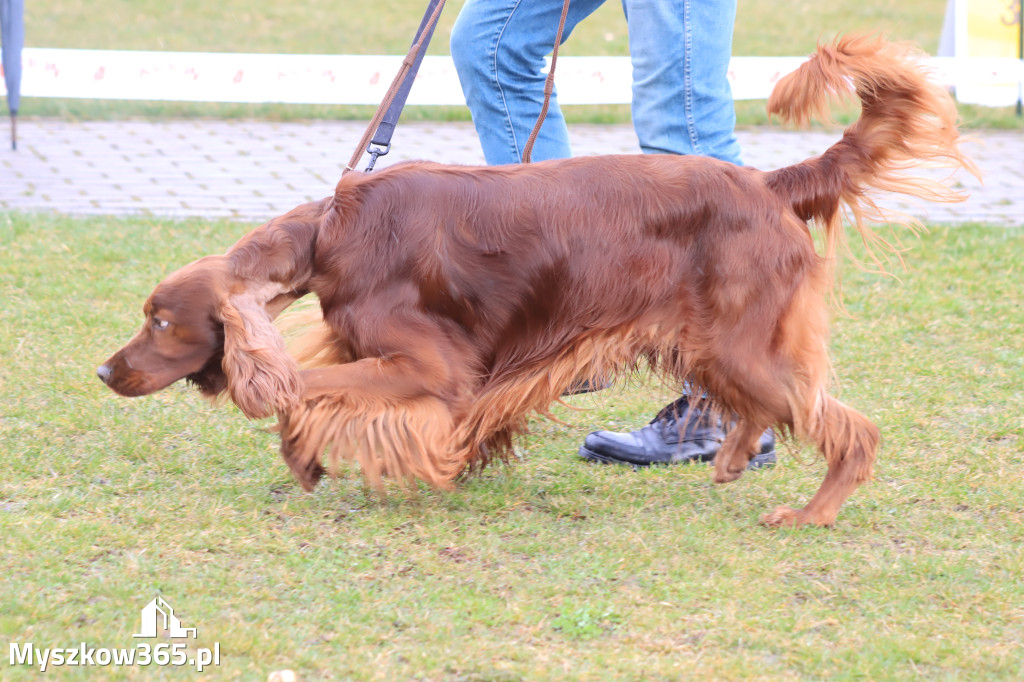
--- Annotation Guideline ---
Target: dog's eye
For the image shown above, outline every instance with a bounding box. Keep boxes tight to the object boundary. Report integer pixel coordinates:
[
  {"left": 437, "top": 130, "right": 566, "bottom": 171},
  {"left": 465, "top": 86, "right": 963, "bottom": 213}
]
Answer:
[{"left": 153, "top": 317, "right": 171, "bottom": 330}]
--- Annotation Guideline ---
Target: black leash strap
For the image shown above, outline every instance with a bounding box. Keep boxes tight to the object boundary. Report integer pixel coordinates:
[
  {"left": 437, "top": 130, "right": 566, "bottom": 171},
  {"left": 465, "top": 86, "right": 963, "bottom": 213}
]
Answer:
[{"left": 363, "top": 0, "right": 445, "bottom": 171}]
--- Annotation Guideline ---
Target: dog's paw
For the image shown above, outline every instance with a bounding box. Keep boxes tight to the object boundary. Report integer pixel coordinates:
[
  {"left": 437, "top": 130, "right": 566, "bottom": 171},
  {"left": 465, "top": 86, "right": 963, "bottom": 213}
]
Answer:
[
  {"left": 712, "top": 467, "right": 744, "bottom": 484},
  {"left": 760, "top": 505, "right": 836, "bottom": 528},
  {"left": 760, "top": 505, "right": 806, "bottom": 528}
]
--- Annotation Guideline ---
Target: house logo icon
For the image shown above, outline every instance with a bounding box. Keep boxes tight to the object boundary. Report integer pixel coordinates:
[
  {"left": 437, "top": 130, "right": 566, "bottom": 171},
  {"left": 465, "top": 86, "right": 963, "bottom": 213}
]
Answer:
[{"left": 133, "top": 597, "right": 197, "bottom": 639}]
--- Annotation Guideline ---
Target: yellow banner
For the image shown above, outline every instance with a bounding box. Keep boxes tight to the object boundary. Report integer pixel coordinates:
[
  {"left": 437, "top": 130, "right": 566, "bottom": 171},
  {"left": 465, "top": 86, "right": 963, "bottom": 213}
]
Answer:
[
  {"left": 967, "top": 0, "right": 1021, "bottom": 57},
  {"left": 953, "top": 0, "right": 1022, "bottom": 105}
]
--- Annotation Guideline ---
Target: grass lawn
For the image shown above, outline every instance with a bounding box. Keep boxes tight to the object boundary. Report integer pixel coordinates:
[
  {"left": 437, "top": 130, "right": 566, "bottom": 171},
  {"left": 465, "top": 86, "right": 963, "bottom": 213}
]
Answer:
[
  {"left": 0, "top": 212, "right": 1022, "bottom": 679},
  {"left": 18, "top": 0, "right": 1024, "bottom": 129}
]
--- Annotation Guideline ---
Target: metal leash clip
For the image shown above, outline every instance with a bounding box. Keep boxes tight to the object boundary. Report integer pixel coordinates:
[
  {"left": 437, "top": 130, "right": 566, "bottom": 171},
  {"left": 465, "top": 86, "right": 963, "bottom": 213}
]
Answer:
[{"left": 365, "top": 142, "right": 392, "bottom": 172}]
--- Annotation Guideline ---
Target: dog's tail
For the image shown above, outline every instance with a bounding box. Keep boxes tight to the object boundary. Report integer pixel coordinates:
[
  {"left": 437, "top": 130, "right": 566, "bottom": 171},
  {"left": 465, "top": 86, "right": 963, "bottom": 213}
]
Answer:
[{"left": 765, "top": 34, "right": 977, "bottom": 261}]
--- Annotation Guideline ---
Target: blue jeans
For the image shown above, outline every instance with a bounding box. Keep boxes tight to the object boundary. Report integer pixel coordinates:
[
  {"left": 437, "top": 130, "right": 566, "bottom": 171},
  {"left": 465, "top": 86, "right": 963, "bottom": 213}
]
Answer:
[{"left": 450, "top": 0, "right": 742, "bottom": 166}]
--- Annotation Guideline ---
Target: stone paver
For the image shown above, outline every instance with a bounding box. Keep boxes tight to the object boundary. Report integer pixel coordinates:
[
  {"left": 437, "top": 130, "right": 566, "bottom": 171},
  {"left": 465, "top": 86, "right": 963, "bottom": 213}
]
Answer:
[{"left": 1, "top": 119, "right": 1020, "bottom": 225}]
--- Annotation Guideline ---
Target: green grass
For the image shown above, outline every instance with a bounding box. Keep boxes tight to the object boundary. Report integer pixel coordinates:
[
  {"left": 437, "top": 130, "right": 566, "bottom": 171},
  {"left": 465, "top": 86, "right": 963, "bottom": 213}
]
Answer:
[
  {"left": 17, "top": 0, "right": 1024, "bottom": 129},
  {"left": 1, "top": 212, "right": 1022, "bottom": 679}
]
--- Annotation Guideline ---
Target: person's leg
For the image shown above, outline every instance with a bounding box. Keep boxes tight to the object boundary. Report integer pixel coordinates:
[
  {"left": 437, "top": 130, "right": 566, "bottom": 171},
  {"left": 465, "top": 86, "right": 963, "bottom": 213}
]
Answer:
[
  {"left": 450, "top": 0, "right": 607, "bottom": 164},
  {"left": 580, "top": 0, "right": 773, "bottom": 468},
  {"left": 622, "top": 0, "right": 742, "bottom": 164}
]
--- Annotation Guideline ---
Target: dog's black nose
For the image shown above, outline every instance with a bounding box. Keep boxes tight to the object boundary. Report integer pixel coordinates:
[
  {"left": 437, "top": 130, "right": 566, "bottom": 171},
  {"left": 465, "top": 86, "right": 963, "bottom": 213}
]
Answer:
[{"left": 97, "top": 365, "right": 112, "bottom": 384}]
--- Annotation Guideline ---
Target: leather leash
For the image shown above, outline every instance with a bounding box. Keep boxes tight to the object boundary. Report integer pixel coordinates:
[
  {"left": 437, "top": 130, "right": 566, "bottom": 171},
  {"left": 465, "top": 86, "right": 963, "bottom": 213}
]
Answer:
[{"left": 522, "top": 0, "right": 572, "bottom": 163}]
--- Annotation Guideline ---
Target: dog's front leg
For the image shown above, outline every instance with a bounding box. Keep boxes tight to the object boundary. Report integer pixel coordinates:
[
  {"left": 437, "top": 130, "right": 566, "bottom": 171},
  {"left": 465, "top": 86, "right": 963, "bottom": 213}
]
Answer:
[{"left": 277, "top": 351, "right": 472, "bottom": 492}]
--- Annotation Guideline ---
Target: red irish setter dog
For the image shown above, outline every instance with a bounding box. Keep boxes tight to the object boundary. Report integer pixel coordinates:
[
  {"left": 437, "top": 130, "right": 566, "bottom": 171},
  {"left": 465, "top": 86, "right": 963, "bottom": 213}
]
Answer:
[{"left": 99, "top": 36, "right": 974, "bottom": 527}]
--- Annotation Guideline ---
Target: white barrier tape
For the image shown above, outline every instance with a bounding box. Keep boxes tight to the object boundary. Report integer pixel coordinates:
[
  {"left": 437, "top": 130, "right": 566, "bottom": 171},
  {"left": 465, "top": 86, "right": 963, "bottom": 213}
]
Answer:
[{"left": 3, "top": 48, "right": 1022, "bottom": 105}]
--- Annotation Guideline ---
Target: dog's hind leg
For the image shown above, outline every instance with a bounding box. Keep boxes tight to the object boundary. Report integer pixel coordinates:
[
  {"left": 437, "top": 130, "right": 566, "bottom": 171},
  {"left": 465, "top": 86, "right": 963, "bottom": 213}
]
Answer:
[
  {"left": 761, "top": 394, "right": 879, "bottom": 528},
  {"left": 712, "top": 417, "right": 772, "bottom": 484}
]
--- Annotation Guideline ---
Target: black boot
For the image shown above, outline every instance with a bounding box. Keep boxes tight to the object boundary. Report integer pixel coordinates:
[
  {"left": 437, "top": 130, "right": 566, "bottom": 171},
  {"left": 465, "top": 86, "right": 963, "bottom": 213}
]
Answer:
[{"left": 578, "top": 395, "right": 776, "bottom": 468}]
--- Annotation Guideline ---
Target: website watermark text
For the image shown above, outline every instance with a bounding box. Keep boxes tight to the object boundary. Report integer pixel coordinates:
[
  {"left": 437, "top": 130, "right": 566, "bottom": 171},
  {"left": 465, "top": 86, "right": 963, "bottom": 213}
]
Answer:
[{"left": 10, "top": 641, "right": 221, "bottom": 673}]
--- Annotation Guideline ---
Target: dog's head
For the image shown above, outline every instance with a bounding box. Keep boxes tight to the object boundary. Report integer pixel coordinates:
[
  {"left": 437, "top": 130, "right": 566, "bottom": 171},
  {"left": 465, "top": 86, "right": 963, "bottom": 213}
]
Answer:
[{"left": 97, "top": 255, "right": 302, "bottom": 419}]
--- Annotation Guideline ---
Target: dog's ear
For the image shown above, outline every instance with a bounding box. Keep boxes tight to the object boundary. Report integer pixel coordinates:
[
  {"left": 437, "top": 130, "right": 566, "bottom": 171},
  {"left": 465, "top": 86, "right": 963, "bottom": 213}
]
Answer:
[{"left": 220, "top": 292, "right": 302, "bottom": 419}]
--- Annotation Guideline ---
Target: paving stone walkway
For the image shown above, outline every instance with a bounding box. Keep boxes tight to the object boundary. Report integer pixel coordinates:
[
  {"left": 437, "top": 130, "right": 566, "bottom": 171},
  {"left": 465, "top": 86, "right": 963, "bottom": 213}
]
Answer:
[{"left": 2, "top": 119, "right": 1020, "bottom": 225}]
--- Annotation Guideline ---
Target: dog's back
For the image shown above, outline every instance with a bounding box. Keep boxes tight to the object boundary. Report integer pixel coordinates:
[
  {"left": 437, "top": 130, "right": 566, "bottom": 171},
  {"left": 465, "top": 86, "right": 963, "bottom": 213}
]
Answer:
[{"left": 321, "top": 153, "right": 800, "bottom": 342}]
